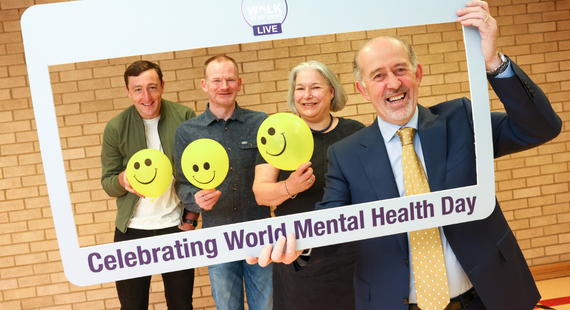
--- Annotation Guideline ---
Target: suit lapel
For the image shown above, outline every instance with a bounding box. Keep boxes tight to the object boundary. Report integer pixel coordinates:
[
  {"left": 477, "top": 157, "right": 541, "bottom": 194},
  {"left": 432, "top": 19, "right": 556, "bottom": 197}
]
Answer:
[
  {"left": 356, "top": 121, "right": 400, "bottom": 201},
  {"left": 417, "top": 105, "right": 447, "bottom": 192},
  {"left": 356, "top": 120, "right": 408, "bottom": 254}
]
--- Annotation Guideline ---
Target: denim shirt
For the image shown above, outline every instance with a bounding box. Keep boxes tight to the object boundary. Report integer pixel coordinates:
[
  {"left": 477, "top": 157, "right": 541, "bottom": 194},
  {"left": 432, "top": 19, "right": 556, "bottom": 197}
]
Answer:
[{"left": 174, "top": 103, "right": 270, "bottom": 228}]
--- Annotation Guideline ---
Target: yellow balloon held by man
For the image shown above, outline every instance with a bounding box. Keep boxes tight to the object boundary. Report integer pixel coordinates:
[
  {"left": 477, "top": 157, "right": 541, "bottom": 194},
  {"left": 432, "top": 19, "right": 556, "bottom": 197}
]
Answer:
[
  {"left": 126, "top": 149, "right": 173, "bottom": 200},
  {"left": 181, "top": 139, "right": 230, "bottom": 190},
  {"left": 257, "top": 113, "right": 314, "bottom": 171}
]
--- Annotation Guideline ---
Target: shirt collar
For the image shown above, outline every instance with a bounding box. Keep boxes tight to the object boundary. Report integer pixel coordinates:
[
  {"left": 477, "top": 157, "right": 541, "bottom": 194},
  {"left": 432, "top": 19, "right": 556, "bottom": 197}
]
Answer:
[
  {"left": 376, "top": 105, "right": 419, "bottom": 143},
  {"left": 203, "top": 102, "right": 246, "bottom": 125}
]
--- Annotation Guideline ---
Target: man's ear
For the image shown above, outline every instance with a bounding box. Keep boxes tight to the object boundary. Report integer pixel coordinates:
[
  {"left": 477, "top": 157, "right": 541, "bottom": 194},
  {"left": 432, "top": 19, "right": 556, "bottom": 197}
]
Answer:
[
  {"left": 355, "top": 80, "right": 371, "bottom": 101},
  {"left": 415, "top": 63, "right": 423, "bottom": 86}
]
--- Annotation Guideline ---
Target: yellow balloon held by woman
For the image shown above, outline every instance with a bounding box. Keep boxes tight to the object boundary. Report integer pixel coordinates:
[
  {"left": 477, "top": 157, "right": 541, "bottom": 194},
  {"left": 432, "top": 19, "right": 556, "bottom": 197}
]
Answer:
[
  {"left": 126, "top": 149, "right": 173, "bottom": 200},
  {"left": 257, "top": 113, "right": 314, "bottom": 171},
  {"left": 181, "top": 139, "right": 229, "bottom": 190}
]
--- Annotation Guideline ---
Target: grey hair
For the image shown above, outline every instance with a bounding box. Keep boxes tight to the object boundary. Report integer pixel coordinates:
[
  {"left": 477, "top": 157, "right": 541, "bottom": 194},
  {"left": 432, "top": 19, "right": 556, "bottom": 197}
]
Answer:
[
  {"left": 353, "top": 35, "right": 418, "bottom": 87},
  {"left": 287, "top": 61, "right": 348, "bottom": 114}
]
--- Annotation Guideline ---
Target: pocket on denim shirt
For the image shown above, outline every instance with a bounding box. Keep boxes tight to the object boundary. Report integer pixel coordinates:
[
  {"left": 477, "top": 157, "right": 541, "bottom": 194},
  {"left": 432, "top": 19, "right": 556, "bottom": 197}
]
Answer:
[{"left": 238, "top": 139, "right": 259, "bottom": 168}]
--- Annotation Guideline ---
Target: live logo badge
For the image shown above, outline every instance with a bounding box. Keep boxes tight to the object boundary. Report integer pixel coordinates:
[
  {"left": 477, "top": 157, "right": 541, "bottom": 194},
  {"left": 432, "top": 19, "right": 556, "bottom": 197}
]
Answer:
[{"left": 253, "top": 23, "right": 282, "bottom": 36}]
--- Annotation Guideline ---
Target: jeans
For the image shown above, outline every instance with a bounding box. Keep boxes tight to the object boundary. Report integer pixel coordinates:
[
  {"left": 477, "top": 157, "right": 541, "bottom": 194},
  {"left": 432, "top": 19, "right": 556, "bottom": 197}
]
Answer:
[
  {"left": 208, "top": 260, "right": 273, "bottom": 310},
  {"left": 114, "top": 227, "right": 195, "bottom": 310}
]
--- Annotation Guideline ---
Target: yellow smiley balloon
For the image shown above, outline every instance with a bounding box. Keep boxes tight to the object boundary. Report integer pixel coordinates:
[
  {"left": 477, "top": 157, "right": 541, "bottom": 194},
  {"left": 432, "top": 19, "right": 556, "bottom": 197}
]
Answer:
[
  {"left": 257, "top": 113, "right": 314, "bottom": 171},
  {"left": 181, "top": 139, "right": 229, "bottom": 190},
  {"left": 126, "top": 149, "right": 173, "bottom": 199}
]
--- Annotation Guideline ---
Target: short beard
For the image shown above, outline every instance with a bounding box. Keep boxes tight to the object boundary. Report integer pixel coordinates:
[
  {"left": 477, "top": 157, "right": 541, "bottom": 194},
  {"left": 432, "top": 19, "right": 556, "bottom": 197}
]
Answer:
[{"left": 385, "top": 100, "right": 414, "bottom": 122}]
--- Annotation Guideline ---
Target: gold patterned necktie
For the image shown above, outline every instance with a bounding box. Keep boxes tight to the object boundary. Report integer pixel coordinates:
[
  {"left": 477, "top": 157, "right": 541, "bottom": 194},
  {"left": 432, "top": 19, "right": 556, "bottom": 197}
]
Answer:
[{"left": 396, "top": 127, "right": 450, "bottom": 310}]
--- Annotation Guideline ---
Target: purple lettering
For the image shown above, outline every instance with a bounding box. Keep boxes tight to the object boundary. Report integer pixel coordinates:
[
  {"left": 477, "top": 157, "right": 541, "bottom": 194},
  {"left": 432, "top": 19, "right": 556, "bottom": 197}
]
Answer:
[
  {"left": 372, "top": 207, "right": 385, "bottom": 226},
  {"left": 137, "top": 246, "right": 151, "bottom": 265},
  {"left": 124, "top": 251, "right": 136, "bottom": 267},
  {"left": 246, "top": 232, "right": 258, "bottom": 247},
  {"left": 223, "top": 230, "right": 245, "bottom": 250},
  {"left": 88, "top": 252, "right": 102, "bottom": 273},
  {"left": 104, "top": 255, "right": 117, "bottom": 270},
  {"left": 294, "top": 219, "right": 313, "bottom": 238},
  {"left": 386, "top": 209, "right": 397, "bottom": 224},
  {"left": 314, "top": 221, "right": 325, "bottom": 236}
]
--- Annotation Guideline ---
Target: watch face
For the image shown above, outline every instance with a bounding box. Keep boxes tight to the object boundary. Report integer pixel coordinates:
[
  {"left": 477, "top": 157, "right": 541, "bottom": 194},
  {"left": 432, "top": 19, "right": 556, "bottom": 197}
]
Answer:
[{"left": 184, "top": 219, "right": 197, "bottom": 227}]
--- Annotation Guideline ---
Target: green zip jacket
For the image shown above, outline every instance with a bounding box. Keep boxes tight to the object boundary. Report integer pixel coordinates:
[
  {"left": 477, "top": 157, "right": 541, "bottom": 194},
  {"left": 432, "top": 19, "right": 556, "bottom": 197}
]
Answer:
[{"left": 101, "top": 99, "right": 196, "bottom": 233}]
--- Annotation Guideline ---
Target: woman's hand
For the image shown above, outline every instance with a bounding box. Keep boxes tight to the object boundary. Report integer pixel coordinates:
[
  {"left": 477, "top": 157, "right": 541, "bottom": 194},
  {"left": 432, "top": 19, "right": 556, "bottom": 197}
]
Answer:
[
  {"left": 284, "top": 162, "right": 315, "bottom": 198},
  {"left": 253, "top": 162, "right": 314, "bottom": 207}
]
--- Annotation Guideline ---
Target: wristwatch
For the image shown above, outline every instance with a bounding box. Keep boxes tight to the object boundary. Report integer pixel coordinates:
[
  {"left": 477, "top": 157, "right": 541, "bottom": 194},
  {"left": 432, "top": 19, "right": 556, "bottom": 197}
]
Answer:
[
  {"left": 486, "top": 52, "right": 508, "bottom": 77},
  {"left": 182, "top": 218, "right": 198, "bottom": 228}
]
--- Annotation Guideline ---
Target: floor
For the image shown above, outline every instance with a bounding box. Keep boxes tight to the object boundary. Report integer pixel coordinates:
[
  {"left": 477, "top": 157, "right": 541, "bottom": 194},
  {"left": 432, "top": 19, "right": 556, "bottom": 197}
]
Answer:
[{"left": 535, "top": 276, "right": 570, "bottom": 309}]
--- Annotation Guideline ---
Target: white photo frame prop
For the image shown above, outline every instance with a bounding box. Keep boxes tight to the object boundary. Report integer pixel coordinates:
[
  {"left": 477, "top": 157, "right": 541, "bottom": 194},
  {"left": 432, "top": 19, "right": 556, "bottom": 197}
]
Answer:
[{"left": 21, "top": 0, "right": 494, "bottom": 286}]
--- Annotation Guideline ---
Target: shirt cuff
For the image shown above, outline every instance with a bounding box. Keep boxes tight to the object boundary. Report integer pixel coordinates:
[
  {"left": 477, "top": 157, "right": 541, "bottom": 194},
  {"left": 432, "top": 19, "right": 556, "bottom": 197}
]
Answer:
[{"left": 495, "top": 59, "right": 514, "bottom": 78}]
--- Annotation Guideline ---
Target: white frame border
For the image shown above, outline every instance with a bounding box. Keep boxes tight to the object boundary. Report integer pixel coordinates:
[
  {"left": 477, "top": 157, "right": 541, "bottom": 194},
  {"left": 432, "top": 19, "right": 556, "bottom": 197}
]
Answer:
[{"left": 21, "top": 0, "right": 495, "bottom": 286}]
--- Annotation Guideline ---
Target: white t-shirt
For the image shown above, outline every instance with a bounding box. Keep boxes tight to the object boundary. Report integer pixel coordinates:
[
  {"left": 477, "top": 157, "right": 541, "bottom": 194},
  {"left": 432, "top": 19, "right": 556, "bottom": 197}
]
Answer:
[{"left": 127, "top": 116, "right": 182, "bottom": 229}]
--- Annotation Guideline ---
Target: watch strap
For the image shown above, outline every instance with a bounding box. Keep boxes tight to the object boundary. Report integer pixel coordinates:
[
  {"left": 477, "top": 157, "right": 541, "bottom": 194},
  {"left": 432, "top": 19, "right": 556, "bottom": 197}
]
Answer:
[
  {"left": 182, "top": 218, "right": 198, "bottom": 227},
  {"left": 486, "top": 52, "right": 508, "bottom": 77}
]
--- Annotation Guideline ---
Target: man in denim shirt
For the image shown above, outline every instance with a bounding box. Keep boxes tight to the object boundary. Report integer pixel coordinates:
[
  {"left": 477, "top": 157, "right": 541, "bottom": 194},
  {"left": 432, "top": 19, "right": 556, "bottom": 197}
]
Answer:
[{"left": 174, "top": 54, "right": 272, "bottom": 310}]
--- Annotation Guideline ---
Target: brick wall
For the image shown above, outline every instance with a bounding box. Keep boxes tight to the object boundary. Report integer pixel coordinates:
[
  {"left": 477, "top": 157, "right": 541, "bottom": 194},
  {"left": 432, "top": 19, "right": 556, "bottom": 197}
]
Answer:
[{"left": 1, "top": 0, "right": 569, "bottom": 309}]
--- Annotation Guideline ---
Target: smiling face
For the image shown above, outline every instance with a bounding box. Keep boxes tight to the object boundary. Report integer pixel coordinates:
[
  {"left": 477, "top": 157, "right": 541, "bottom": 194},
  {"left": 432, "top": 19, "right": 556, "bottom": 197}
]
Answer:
[
  {"left": 201, "top": 60, "right": 242, "bottom": 110},
  {"left": 126, "top": 69, "right": 164, "bottom": 120},
  {"left": 294, "top": 69, "right": 335, "bottom": 122},
  {"left": 355, "top": 37, "right": 423, "bottom": 126},
  {"left": 257, "top": 113, "right": 314, "bottom": 171},
  {"left": 126, "top": 149, "right": 173, "bottom": 198},
  {"left": 259, "top": 126, "right": 287, "bottom": 157},
  {"left": 180, "top": 139, "right": 229, "bottom": 190}
]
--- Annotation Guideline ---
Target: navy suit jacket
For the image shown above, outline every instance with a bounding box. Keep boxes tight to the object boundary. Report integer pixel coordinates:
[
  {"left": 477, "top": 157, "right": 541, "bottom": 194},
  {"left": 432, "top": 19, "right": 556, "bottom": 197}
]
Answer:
[{"left": 314, "top": 61, "right": 562, "bottom": 310}]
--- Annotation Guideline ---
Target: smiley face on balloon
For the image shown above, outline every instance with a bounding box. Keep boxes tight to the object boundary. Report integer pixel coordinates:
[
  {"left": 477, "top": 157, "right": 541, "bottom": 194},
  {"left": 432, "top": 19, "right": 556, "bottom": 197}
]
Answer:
[
  {"left": 126, "top": 149, "right": 173, "bottom": 199},
  {"left": 257, "top": 113, "right": 314, "bottom": 171},
  {"left": 181, "top": 139, "right": 229, "bottom": 189}
]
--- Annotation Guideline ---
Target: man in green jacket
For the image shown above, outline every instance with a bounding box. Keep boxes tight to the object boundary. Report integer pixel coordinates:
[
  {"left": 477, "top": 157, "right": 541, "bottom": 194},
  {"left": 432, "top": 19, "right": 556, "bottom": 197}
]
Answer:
[{"left": 101, "top": 60, "right": 197, "bottom": 310}]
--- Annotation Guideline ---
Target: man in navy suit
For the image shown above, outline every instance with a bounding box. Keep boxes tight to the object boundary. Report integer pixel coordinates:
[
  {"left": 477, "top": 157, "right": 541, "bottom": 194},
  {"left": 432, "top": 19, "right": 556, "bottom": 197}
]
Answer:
[{"left": 247, "top": 1, "right": 562, "bottom": 309}]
